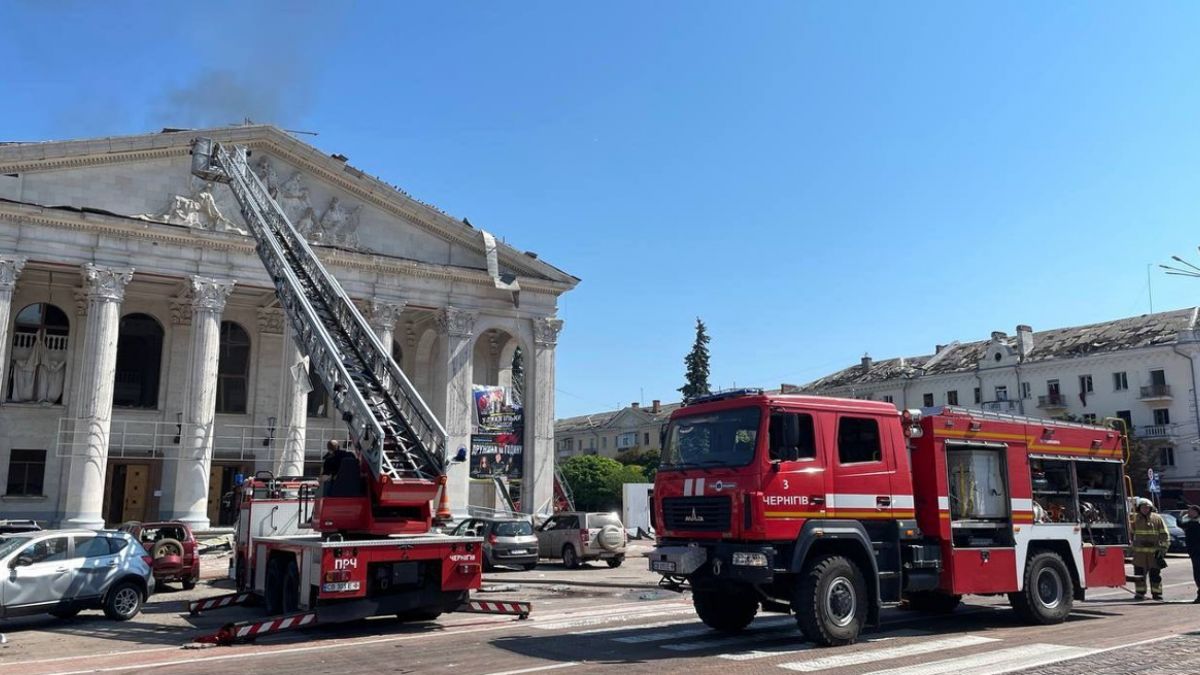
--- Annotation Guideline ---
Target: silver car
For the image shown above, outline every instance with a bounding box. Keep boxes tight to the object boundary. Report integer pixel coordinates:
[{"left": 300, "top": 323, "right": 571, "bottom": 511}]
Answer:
[
  {"left": 535, "top": 512, "right": 627, "bottom": 569},
  {"left": 451, "top": 517, "right": 539, "bottom": 571},
  {"left": 0, "top": 529, "right": 153, "bottom": 621}
]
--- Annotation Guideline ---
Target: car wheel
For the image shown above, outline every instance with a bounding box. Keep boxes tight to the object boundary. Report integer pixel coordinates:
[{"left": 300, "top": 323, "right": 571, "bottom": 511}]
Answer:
[
  {"left": 103, "top": 581, "right": 144, "bottom": 621},
  {"left": 50, "top": 606, "right": 82, "bottom": 619},
  {"left": 182, "top": 577, "right": 197, "bottom": 591},
  {"left": 606, "top": 556, "right": 624, "bottom": 569},
  {"left": 522, "top": 562, "right": 538, "bottom": 571},
  {"left": 562, "top": 545, "right": 581, "bottom": 569}
]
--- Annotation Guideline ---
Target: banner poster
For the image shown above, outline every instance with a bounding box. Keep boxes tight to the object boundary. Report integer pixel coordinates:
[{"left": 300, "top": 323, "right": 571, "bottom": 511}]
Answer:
[{"left": 470, "top": 384, "right": 524, "bottom": 479}]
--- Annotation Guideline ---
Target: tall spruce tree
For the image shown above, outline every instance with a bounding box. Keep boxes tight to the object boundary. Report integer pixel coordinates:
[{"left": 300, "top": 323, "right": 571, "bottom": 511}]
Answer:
[{"left": 679, "top": 317, "right": 712, "bottom": 400}]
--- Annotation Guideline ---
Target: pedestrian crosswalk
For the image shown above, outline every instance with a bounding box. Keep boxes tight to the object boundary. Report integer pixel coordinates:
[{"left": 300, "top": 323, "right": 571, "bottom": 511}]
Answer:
[{"left": 538, "top": 604, "right": 1099, "bottom": 674}]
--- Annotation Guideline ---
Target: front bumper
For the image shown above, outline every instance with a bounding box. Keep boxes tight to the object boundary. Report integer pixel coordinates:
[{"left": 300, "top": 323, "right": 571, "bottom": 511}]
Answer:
[{"left": 649, "top": 543, "right": 776, "bottom": 584}]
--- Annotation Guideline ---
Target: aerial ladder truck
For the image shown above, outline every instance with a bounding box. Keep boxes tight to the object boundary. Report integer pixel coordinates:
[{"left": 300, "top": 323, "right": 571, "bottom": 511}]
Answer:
[{"left": 186, "top": 138, "right": 528, "bottom": 645}]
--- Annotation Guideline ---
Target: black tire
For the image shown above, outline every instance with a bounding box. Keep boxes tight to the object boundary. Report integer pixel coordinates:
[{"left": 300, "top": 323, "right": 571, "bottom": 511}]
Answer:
[
  {"left": 606, "top": 556, "right": 624, "bottom": 569},
  {"left": 281, "top": 557, "right": 301, "bottom": 614},
  {"left": 1009, "top": 551, "right": 1072, "bottom": 624},
  {"left": 50, "top": 606, "right": 81, "bottom": 619},
  {"left": 694, "top": 585, "right": 758, "bottom": 633},
  {"left": 396, "top": 607, "right": 443, "bottom": 623},
  {"left": 905, "top": 591, "right": 961, "bottom": 614},
  {"left": 103, "top": 581, "right": 143, "bottom": 621},
  {"left": 235, "top": 554, "right": 247, "bottom": 592},
  {"left": 562, "top": 545, "right": 581, "bottom": 569},
  {"left": 522, "top": 562, "right": 538, "bottom": 571},
  {"left": 264, "top": 557, "right": 283, "bottom": 615},
  {"left": 794, "top": 554, "right": 868, "bottom": 646},
  {"left": 182, "top": 577, "right": 197, "bottom": 591}
]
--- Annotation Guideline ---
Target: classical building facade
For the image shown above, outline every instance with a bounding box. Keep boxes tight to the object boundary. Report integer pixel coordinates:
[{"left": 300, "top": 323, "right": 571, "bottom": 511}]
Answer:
[
  {"left": 555, "top": 400, "right": 677, "bottom": 460},
  {"left": 800, "top": 308, "right": 1200, "bottom": 503},
  {"left": 0, "top": 125, "right": 576, "bottom": 530}
]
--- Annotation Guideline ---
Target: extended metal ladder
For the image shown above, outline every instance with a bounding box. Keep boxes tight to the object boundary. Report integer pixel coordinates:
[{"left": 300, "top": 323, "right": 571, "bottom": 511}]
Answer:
[{"left": 190, "top": 138, "right": 446, "bottom": 486}]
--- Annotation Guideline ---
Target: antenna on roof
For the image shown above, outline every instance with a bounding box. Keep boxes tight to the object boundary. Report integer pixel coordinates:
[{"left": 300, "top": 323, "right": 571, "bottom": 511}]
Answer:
[{"left": 283, "top": 128, "right": 319, "bottom": 137}]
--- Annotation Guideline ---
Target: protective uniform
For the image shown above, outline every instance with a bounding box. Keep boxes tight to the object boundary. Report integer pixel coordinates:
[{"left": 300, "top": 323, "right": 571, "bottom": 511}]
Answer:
[{"left": 1130, "top": 498, "right": 1170, "bottom": 600}]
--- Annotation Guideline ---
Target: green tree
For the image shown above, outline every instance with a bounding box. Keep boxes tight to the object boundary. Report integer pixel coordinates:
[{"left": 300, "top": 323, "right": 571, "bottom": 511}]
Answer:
[
  {"left": 679, "top": 317, "right": 711, "bottom": 400},
  {"left": 615, "top": 447, "right": 661, "bottom": 482},
  {"left": 560, "top": 455, "right": 646, "bottom": 511}
]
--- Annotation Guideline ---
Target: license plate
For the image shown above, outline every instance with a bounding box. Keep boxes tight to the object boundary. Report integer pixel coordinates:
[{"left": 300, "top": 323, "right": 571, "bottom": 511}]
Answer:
[
  {"left": 510, "top": 549, "right": 527, "bottom": 555},
  {"left": 651, "top": 560, "right": 677, "bottom": 573},
  {"left": 321, "top": 581, "right": 361, "bottom": 593}
]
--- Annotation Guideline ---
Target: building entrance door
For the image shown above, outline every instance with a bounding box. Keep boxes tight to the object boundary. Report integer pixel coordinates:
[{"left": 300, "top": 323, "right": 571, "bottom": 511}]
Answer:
[{"left": 103, "top": 463, "right": 148, "bottom": 525}]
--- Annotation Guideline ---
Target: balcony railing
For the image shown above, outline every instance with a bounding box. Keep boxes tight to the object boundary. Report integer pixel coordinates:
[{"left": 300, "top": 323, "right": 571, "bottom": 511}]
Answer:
[
  {"left": 1037, "top": 394, "right": 1070, "bottom": 409},
  {"left": 1135, "top": 423, "right": 1176, "bottom": 439},
  {"left": 55, "top": 418, "right": 348, "bottom": 462},
  {"left": 1139, "top": 384, "right": 1172, "bottom": 400},
  {"left": 981, "top": 400, "right": 1021, "bottom": 414}
]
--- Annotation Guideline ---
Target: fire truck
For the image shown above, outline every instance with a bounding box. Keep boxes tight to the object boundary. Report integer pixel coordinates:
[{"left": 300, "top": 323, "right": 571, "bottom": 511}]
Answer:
[
  {"left": 227, "top": 473, "right": 318, "bottom": 593},
  {"left": 185, "top": 139, "right": 527, "bottom": 644},
  {"left": 650, "top": 390, "right": 1130, "bottom": 646}
]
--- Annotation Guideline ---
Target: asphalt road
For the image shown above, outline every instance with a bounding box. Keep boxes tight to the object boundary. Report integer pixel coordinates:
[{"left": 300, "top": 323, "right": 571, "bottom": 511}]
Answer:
[{"left": 1, "top": 548, "right": 1198, "bottom": 675}]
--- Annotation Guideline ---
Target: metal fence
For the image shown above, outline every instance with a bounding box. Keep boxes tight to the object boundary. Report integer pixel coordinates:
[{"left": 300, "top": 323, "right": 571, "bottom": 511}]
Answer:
[{"left": 55, "top": 418, "right": 349, "bottom": 462}]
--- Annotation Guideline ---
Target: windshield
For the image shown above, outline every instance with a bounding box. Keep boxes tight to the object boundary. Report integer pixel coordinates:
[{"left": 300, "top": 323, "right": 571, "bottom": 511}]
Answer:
[
  {"left": 0, "top": 536, "right": 32, "bottom": 560},
  {"left": 662, "top": 406, "right": 762, "bottom": 469},
  {"left": 493, "top": 521, "right": 533, "bottom": 536}
]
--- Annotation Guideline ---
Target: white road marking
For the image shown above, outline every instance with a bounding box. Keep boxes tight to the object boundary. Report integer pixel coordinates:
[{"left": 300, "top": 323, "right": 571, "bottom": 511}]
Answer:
[
  {"left": 482, "top": 663, "right": 580, "bottom": 675},
  {"left": 574, "top": 617, "right": 698, "bottom": 635},
  {"left": 531, "top": 608, "right": 695, "bottom": 631},
  {"left": 717, "top": 629, "right": 928, "bottom": 661},
  {"left": 778, "top": 635, "right": 998, "bottom": 671},
  {"left": 613, "top": 616, "right": 794, "bottom": 643},
  {"left": 862, "top": 643, "right": 1098, "bottom": 675}
]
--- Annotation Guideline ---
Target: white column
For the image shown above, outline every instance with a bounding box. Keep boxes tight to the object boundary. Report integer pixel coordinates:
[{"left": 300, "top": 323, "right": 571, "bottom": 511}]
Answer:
[
  {"left": 276, "top": 319, "right": 310, "bottom": 477},
  {"left": 525, "top": 316, "right": 563, "bottom": 517},
  {"left": 61, "top": 264, "right": 133, "bottom": 530},
  {"left": 437, "top": 307, "right": 476, "bottom": 514},
  {"left": 366, "top": 299, "right": 405, "bottom": 354},
  {"left": 0, "top": 255, "right": 27, "bottom": 398},
  {"left": 166, "top": 276, "right": 235, "bottom": 530}
]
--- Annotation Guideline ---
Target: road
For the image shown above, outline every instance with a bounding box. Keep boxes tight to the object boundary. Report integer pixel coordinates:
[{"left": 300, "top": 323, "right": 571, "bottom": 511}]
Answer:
[{"left": 1, "top": 546, "right": 1197, "bottom": 675}]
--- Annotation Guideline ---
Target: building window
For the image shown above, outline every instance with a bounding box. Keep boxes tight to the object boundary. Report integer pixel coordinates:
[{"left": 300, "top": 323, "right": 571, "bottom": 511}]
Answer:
[
  {"left": 216, "top": 321, "right": 251, "bottom": 414},
  {"left": 1116, "top": 410, "right": 1133, "bottom": 429},
  {"left": 1079, "top": 374, "right": 1093, "bottom": 394},
  {"left": 922, "top": 393, "right": 934, "bottom": 407},
  {"left": 994, "top": 386, "right": 1008, "bottom": 401},
  {"left": 1154, "top": 408, "right": 1171, "bottom": 426},
  {"left": 882, "top": 394, "right": 894, "bottom": 403},
  {"left": 113, "top": 313, "right": 164, "bottom": 409},
  {"left": 1081, "top": 413, "right": 1097, "bottom": 424},
  {"left": 644, "top": 432, "right": 650, "bottom": 445},
  {"left": 946, "top": 390, "right": 958, "bottom": 406},
  {"left": 617, "top": 432, "right": 637, "bottom": 450},
  {"left": 5, "top": 449, "right": 46, "bottom": 496},
  {"left": 601, "top": 436, "right": 608, "bottom": 449},
  {"left": 837, "top": 417, "right": 881, "bottom": 464},
  {"left": 1113, "top": 372, "right": 1128, "bottom": 391},
  {"left": 973, "top": 388, "right": 982, "bottom": 404},
  {"left": 1020, "top": 382, "right": 1031, "bottom": 400},
  {"left": 7, "top": 303, "right": 70, "bottom": 404},
  {"left": 1161, "top": 446, "right": 1176, "bottom": 467},
  {"left": 306, "top": 370, "right": 328, "bottom": 418}
]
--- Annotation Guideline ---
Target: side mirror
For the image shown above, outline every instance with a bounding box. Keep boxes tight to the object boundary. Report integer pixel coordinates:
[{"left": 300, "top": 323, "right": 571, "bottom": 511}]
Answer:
[{"left": 11, "top": 556, "right": 32, "bottom": 568}]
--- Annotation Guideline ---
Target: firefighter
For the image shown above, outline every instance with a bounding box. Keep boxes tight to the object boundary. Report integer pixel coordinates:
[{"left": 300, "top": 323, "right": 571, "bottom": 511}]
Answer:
[
  {"left": 1181, "top": 504, "right": 1200, "bottom": 603},
  {"left": 319, "top": 440, "right": 353, "bottom": 493},
  {"left": 1129, "top": 497, "right": 1170, "bottom": 601}
]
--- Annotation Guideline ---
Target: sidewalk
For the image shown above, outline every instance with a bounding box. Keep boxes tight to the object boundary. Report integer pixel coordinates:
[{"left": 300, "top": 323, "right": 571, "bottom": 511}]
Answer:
[{"left": 1014, "top": 633, "right": 1200, "bottom": 674}]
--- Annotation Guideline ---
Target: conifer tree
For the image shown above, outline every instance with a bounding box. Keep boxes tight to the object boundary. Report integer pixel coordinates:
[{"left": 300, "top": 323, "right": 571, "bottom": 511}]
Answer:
[{"left": 679, "top": 317, "right": 711, "bottom": 400}]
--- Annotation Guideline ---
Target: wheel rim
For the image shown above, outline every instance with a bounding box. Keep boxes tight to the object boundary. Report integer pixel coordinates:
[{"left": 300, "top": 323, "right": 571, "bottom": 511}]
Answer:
[
  {"left": 114, "top": 587, "right": 138, "bottom": 616},
  {"left": 826, "top": 576, "right": 857, "bottom": 627},
  {"left": 1036, "top": 568, "right": 1062, "bottom": 609}
]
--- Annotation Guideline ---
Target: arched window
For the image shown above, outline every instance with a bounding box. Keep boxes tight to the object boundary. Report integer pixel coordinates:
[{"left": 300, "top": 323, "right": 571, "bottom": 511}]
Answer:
[
  {"left": 7, "top": 303, "right": 70, "bottom": 404},
  {"left": 216, "top": 321, "right": 250, "bottom": 414},
  {"left": 113, "top": 313, "right": 164, "bottom": 409}
]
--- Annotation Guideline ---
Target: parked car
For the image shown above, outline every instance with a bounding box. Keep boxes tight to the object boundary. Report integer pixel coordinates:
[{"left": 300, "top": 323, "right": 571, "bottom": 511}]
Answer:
[
  {"left": 1160, "top": 512, "right": 1188, "bottom": 553},
  {"left": 0, "top": 519, "right": 41, "bottom": 534},
  {"left": 450, "top": 516, "right": 538, "bottom": 571},
  {"left": 0, "top": 529, "right": 152, "bottom": 621},
  {"left": 535, "top": 511, "right": 626, "bottom": 569},
  {"left": 118, "top": 521, "right": 199, "bottom": 589}
]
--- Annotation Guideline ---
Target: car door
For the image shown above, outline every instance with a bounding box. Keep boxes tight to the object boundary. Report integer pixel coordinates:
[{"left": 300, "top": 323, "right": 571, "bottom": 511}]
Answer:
[
  {"left": 2, "top": 535, "right": 71, "bottom": 613},
  {"left": 537, "top": 517, "right": 559, "bottom": 557},
  {"left": 69, "top": 534, "right": 122, "bottom": 601}
]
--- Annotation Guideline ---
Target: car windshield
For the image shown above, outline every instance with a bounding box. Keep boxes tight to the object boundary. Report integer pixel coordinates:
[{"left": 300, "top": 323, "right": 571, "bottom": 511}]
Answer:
[
  {"left": 662, "top": 407, "right": 761, "bottom": 469},
  {"left": 493, "top": 521, "right": 533, "bottom": 536},
  {"left": 0, "top": 535, "right": 32, "bottom": 559}
]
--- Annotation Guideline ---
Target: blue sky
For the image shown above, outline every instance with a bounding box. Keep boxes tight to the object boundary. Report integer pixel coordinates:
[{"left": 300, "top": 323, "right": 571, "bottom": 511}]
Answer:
[{"left": 4, "top": 2, "right": 1200, "bottom": 417}]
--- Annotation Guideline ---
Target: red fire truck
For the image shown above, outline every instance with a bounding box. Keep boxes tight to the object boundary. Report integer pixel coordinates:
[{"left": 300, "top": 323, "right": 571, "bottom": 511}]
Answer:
[
  {"left": 185, "top": 139, "right": 527, "bottom": 644},
  {"left": 650, "top": 390, "right": 1130, "bottom": 646},
  {"left": 227, "top": 473, "right": 318, "bottom": 592}
]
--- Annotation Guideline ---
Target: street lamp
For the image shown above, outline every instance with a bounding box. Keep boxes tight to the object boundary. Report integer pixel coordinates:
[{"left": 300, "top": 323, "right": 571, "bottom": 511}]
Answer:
[{"left": 1160, "top": 251, "right": 1200, "bottom": 278}]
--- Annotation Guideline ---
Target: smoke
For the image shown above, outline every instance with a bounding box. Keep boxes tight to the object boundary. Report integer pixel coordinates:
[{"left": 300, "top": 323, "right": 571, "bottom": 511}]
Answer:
[{"left": 153, "top": 68, "right": 310, "bottom": 129}]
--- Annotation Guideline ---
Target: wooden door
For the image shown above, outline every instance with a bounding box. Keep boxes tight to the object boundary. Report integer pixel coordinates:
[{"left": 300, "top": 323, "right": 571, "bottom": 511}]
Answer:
[
  {"left": 122, "top": 465, "right": 148, "bottom": 522},
  {"left": 207, "top": 465, "right": 224, "bottom": 525}
]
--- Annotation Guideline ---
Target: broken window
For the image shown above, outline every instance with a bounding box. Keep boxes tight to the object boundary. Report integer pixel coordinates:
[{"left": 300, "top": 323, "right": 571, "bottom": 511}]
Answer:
[
  {"left": 113, "top": 313, "right": 164, "bottom": 409},
  {"left": 1079, "top": 374, "right": 1093, "bottom": 394},
  {"left": 946, "top": 390, "right": 959, "bottom": 406},
  {"left": 922, "top": 393, "right": 934, "bottom": 407},
  {"left": 994, "top": 385, "right": 1008, "bottom": 401},
  {"left": 216, "top": 321, "right": 251, "bottom": 414},
  {"left": 7, "top": 303, "right": 70, "bottom": 404}
]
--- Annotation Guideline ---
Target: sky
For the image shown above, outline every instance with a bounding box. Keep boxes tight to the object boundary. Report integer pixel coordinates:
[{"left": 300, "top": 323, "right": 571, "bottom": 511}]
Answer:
[{"left": 3, "top": 2, "right": 1200, "bottom": 418}]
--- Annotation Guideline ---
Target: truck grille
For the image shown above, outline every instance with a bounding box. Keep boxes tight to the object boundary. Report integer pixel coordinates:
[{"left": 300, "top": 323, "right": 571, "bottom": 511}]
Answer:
[{"left": 662, "top": 496, "right": 731, "bottom": 532}]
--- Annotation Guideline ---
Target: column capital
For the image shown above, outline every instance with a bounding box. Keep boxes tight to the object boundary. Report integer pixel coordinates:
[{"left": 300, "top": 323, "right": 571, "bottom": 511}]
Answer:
[
  {"left": 257, "top": 306, "right": 285, "bottom": 334},
  {"left": 80, "top": 263, "right": 134, "bottom": 303},
  {"left": 364, "top": 298, "right": 406, "bottom": 328},
  {"left": 0, "top": 255, "right": 26, "bottom": 292},
  {"left": 169, "top": 297, "right": 192, "bottom": 326},
  {"left": 532, "top": 316, "right": 564, "bottom": 346},
  {"left": 436, "top": 306, "right": 477, "bottom": 338},
  {"left": 187, "top": 276, "right": 235, "bottom": 313}
]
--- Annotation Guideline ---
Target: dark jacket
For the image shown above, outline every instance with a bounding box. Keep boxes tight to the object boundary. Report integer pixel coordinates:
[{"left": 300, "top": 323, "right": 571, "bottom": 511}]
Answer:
[{"left": 1182, "top": 519, "right": 1200, "bottom": 557}]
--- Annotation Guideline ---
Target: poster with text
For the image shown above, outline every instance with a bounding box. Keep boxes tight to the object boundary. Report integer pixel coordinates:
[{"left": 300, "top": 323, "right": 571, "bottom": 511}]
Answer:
[{"left": 471, "top": 385, "right": 524, "bottom": 479}]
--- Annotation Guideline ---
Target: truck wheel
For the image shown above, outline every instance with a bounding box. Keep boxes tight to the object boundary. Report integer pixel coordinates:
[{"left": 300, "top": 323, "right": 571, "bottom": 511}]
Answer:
[
  {"left": 905, "top": 591, "right": 961, "bottom": 614},
  {"left": 264, "top": 557, "right": 283, "bottom": 615},
  {"left": 396, "top": 608, "right": 443, "bottom": 623},
  {"left": 1009, "top": 551, "right": 1072, "bottom": 624},
  {"left": 694, "top": 586, "right": 757, "bottom": 632},
  {"left": 235, "top": 554, "right": 247, "bottom": 592},
  {"left": 103, "top": 581, "right": 144, "bottom": 621},
  {"left": 282, "top": 558, "right": 301, "bottom": 614},
  {"left": 795, "top": 554, "right": 868, "bottom": 646},
  {"left": 562, "top": 545, "right": 582, "bottom": 569}
]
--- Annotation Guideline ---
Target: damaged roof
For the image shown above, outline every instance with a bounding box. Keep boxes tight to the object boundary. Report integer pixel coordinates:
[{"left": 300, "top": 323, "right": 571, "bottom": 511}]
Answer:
[
  {"left": 556, "top": 401, "right": 682, "bottom": 432},
  {"left": 805, "top": 306, "right": 1199, "bottom": 391}
]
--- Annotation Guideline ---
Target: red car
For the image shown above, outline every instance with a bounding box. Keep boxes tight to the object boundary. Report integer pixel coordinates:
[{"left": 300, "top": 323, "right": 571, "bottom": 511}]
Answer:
[{"left": 118, "top": 521, "right": 199, "bottom": 590}]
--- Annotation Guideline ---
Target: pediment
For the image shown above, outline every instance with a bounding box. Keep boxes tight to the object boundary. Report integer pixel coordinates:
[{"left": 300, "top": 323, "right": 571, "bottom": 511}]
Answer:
[{"left": 0, "top": 126, "right": 576, "bottom": 288}]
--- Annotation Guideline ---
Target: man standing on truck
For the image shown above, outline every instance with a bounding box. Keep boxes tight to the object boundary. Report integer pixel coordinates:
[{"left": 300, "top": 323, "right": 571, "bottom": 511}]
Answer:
[
  {"left": 320, "top": 440, "right": 354, "bottom": 494},
  {"left": 1130, "top": 497, "right": 1171, "bottom": 601}
]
